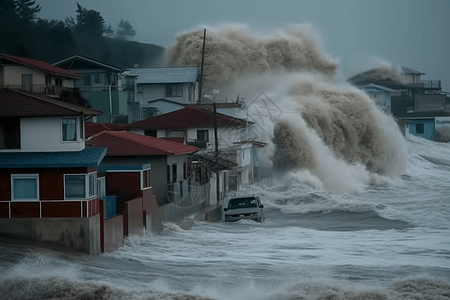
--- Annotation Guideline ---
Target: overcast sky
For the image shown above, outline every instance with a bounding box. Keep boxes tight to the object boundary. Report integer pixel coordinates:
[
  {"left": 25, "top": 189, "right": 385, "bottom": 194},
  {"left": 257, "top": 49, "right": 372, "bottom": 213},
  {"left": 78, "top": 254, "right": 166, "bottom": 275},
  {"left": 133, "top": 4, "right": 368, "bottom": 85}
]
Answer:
[{"left": 38, "top": 0, "right": 450, "bottom": 90}]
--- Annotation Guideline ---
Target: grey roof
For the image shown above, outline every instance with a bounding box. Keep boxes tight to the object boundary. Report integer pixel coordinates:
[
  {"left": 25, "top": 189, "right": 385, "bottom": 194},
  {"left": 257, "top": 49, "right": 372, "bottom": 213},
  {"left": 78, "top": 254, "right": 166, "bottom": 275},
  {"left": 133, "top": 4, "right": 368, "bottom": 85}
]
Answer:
[
  {"left": 401, "top": 66, "right": 425, "bottom": 75},
  {"left": 124, "top": 67, "right": 199, "bottom": 84},
  {"left": 0, "top": 147, "right": 106, "bottom": 168},
  {"left": 147, "top": 98, "right": 187, "bottom": 106},
  {"left": 53, "top": 55, "right": 122, "bottom": 72}
]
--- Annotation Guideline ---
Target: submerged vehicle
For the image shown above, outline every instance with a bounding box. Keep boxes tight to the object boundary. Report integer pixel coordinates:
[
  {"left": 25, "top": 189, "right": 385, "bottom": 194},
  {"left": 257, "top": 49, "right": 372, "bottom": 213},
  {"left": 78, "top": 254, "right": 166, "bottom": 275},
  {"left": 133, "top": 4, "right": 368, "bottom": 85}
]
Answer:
[{"left": 223, "top": 193, "right": 265, "bottom": 222}]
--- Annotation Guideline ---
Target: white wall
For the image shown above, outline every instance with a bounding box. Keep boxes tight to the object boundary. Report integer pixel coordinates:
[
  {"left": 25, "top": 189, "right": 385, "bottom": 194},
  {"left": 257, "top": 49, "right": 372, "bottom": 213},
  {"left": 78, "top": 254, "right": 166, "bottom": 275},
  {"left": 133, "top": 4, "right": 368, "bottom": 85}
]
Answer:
[
  {"left": 3, "top": 65, "right": 46, "bottom": 85},
  {"left": 140, "top": 83, "right": 196, "bottom": 106},
  {"left": 3, "top": 65, "right": 75, "bottom": 88},
  {"left": 0, "top": 116, "right": 85, "bottom": 152}
]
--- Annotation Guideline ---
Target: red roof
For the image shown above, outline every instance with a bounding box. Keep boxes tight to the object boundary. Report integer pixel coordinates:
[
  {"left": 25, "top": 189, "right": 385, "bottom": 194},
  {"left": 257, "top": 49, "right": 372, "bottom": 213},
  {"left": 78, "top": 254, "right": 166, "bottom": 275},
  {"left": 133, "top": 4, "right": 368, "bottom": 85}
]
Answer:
[
  {"left": 87, "top": 131, "right": 198, "bottom": 156},
  {"left": 85, "top": 123, "right": 125, "bottom": 138},
  {"left": 0, "top": 88, "right": 102, "bottom": 117},
  {"left": 160, "top": 137, "right": 185, "bottom": 144},
  {"left": 126, "top": 107, "right": 248, "bottom": 129},
  {"left": 0, "top": 53, "right": 83, "bottom": 79}
]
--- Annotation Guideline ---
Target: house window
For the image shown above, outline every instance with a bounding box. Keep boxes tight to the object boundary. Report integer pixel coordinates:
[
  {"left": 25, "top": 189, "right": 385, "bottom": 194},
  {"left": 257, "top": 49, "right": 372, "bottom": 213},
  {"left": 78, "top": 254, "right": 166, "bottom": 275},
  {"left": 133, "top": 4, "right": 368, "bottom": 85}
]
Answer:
[
  {"left": 65, "top": 175, "right": 86, "bottom": 199},
  {"left": 172, "top": 164, "right": 177, "bottom": 183},
  {"left": 166, "top": 84, "right": 182, "bottom": 97},
  {"left": 197, "top": 130, "right": 209, "bottom": 142},
  {"left": 80, "top": 117, "right": 84, "bottom": 139},
  {"left": 84, "top": 74, "right": 91, "bottom": 86},
  {"left": 142, "top": 169, "right": 151, "bottom": 189},
  {"left": 11, "top": 175, "right": 39, "bottom": 201},
  {"left": 180, "top": 181, "right": 183, "bottom": 198},
  {"left": 144, "top": 130, "right": 157, "bottom": 137},
  {"left": 167, "top": 165, "right": 171, "bottom": 183},
  {"left": 416, "top": 123, "right": 424, "bottom": 134},
  {"left": 0, "top": 117, "right": 21, "bottom": 149},
  {"left": 65, "top": 173, "right": 97, "bottom": 199},
  {"left": 97, "top": 177, "right": 106, "bottom": 200},
  {"left": 94, "top": 74, "right": 101, "bottom": 84},
  {"left": 62, "top": 118, "right": 77, "bottom": 141},
  {"left": 88, "top": 173, "right": 96, "bottom": 197},
  {"left": 22, "top": 74, "right": 33, "bottom": 91}
]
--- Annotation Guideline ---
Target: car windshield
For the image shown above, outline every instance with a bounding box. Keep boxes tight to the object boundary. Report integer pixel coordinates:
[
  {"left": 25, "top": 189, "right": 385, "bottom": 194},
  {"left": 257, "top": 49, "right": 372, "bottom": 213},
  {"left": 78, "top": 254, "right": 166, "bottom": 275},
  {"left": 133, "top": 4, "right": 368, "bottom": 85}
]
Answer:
[{"left": 228, "top": 197, "right": 258, "bottom": 209}]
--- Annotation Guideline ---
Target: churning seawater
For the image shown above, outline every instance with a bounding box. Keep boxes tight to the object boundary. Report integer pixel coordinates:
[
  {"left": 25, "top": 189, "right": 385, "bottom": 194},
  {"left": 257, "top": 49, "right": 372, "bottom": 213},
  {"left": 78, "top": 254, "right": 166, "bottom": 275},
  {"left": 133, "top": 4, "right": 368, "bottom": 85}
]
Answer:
[{"left": 1, "top": 136, "right": 449, "bottom": 300}]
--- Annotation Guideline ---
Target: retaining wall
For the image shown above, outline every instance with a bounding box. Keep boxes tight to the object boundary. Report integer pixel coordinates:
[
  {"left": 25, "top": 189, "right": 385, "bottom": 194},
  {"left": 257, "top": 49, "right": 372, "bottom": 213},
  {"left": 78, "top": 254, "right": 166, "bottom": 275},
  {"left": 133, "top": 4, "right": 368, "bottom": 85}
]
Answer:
[{"left": 0, "top": 214, "right": 101, "bottom": 255}]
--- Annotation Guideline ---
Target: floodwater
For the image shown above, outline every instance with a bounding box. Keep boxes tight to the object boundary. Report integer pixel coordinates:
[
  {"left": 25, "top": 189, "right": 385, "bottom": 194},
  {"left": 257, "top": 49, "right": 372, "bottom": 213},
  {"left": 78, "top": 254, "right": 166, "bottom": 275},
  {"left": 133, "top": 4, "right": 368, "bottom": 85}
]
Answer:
[{"left": 1, "top": 136, "right": 449, "bottom": 300}]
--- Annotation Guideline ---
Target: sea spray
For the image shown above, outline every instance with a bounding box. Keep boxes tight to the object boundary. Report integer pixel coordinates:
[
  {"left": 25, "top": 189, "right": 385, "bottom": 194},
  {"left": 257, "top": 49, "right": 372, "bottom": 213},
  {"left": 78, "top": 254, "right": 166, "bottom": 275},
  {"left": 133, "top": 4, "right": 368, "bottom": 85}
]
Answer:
[{"left": 167, "top": 24, "right": 407, "bottom": 192}]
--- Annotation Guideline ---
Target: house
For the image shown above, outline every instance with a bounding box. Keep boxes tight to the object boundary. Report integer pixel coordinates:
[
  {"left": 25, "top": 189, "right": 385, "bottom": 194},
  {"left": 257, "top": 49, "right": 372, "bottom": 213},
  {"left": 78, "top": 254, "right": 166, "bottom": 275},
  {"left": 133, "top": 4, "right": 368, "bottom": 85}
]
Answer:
[
  {"left": 122, "top": 67, "right": 200, "bottom": 120},
  {"left": 0, "top": 53, "right": 83, "bottom": 96},
  {"left": 0, "top": 87, "right": 106, "bottom": 254},
  {"left": 143, "top": 98, "right": 186, "bottom": 117},
  {"left": 86, "top": 131, "right": 206, "bottom": 224},
  {"left": 126, "top": 106, "right": 257, "bottom": 191},
  {"left": 348, "top": 66, "right": 450, "bottom": 141},
  {"left": 53, "top": 55, "right": 138, "bottom": 123}
]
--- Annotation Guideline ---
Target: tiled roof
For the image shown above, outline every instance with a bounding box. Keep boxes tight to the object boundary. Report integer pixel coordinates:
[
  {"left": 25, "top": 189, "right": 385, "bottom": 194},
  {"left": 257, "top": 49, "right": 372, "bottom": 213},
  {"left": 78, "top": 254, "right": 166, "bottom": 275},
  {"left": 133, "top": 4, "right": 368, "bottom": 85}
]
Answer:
[
  {"left": 0, "top": 148, "right": 106, "bottom": 168},
  {"left": 0, "top": 53, "right": 83, "bottom": 79},
  {"left": 160, "top": 137, "right": 185, "bottom": 144},
  {"left": 124, "top": 67, "right": 199, "bottom": 84},
  {"left": 87, "top": 131, "right": 198, "bottom": 156},
  {"left": 85, "top": 122, "right": 125, "bottom": 138},
  {"left": 0, "top": 88, "right": 102, "bottom": 117},
  {"left": 126, "top": 107, "right": 247, "bottom": 130}
]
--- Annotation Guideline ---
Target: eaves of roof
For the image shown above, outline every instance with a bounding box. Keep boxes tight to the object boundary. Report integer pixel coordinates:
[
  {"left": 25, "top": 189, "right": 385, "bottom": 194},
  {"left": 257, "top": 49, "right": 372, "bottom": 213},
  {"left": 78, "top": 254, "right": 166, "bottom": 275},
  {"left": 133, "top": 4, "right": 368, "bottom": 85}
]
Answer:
[
  {"left": 0, "top": 53, "right": 83, "bottom": 79},
  {"left": 53, "top": 55, "right": 122, "bottom": 72},
  {"left": 0, "top": 88, "right": 103, "bottom": 117},
  {"left": 0, "top": 147, "right": 106, "bottom": 168}
]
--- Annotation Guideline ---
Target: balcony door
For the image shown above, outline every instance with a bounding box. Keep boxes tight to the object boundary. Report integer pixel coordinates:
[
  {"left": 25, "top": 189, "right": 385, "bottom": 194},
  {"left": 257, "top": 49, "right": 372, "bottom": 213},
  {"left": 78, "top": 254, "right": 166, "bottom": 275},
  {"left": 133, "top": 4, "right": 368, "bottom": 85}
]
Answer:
[{"left": 22, "top": 74, "right": 33, "bottom": 92}]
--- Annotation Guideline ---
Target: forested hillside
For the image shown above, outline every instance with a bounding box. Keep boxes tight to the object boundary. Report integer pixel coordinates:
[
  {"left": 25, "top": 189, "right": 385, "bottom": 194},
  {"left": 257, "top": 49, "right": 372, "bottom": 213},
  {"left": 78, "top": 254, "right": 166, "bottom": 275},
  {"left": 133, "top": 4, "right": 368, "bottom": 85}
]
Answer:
[{"left": 0, "top": 0, "right": 165, "bottom": 68}]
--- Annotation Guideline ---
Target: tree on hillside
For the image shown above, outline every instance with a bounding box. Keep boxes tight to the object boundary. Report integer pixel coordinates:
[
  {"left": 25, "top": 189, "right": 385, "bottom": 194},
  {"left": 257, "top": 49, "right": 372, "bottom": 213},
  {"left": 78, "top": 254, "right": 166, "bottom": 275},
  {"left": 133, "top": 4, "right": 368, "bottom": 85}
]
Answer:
[
  {"left": 104, "top": 24, "right": 114, "bottom": 38},
  {"left": 74, "top": 2, "right": 105, "bottom": 38},
  {"left": 14, "top": 0, "right": 40, "bottom": 23},
  {"left": 115, "top": 19, "right": 136, "bottom": 40}
]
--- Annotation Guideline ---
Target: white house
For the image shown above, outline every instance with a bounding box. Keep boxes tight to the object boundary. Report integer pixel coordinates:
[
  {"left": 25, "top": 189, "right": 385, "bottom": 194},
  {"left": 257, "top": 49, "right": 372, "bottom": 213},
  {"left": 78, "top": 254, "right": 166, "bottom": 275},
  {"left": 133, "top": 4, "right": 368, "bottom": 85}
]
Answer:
[
  {"left": 122, "top": 67, "right": 199, "bottom": 120},
  {"left": 0, "top": 53, "right": 82, "bottom": 95}
]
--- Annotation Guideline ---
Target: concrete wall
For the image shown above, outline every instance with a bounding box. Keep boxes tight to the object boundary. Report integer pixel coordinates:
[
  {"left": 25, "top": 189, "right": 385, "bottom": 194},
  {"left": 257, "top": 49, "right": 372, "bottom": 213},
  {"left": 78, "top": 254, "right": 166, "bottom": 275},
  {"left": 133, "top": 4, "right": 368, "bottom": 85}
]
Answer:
[
  {"left": 103, "top": 215, "right": 124, "bottom": 252},
  {"left": 0, "top": 116, "right": 85, "bottom": 153},
  {"left": 0, "top": 214, "right": 101, "bottom": 255},
  {"left": 123, "top": 198, "right": 144, "bottom": 237}
]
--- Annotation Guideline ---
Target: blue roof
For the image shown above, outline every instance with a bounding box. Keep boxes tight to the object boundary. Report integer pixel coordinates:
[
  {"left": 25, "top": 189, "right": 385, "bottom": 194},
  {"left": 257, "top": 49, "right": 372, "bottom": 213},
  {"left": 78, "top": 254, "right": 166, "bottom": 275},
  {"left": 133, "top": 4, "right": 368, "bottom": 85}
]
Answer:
[
  {"left": 0, "top": 147, "right": 106, "bottom": 168},
  {"left": 124, "top": 67, "right": 199, "bottom": 84}
]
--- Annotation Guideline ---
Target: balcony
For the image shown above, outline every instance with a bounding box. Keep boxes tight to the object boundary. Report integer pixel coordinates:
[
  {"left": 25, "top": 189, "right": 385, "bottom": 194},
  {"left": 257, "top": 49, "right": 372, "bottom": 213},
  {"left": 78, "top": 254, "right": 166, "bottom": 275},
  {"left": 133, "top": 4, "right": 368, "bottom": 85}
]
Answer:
[
  {"left": 3, "top": 84, "right": 76, "bottom": 95},
  {"left": 408, "top": 80, "right": 441, "bottom": 90}
]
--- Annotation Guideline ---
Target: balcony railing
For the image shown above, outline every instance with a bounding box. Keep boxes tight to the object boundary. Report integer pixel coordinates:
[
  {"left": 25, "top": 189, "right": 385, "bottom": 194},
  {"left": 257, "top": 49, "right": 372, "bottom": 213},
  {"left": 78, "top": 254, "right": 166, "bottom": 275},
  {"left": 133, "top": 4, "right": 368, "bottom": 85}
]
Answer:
[
  {"left": 408, "top": 80, "right": 441, "bottom": 89},
  {"left": 3, "top": 84, "right": 76, "bottom": 95}
]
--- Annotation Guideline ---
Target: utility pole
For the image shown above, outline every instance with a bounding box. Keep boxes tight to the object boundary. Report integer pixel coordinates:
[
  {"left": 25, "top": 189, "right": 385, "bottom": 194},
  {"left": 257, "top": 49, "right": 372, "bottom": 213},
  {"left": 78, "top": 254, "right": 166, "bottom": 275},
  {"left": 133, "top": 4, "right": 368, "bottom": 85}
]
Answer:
[
  {"left": 214, "top": 102, "right": 220, "bottom": 204},
  {"left": 198, "top": 28, "right": 206, "bottom": 103}
]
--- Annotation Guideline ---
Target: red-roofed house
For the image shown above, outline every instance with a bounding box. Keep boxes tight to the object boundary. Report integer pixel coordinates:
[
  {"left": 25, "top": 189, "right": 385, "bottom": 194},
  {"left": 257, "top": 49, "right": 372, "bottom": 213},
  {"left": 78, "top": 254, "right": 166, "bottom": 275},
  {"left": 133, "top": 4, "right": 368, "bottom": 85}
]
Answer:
[
  {"left": 126, "top": 106, "right": 256, "bottom": 191},
  {"left": 87, "top": 131, "right": 203, "bottom": 226},
  {"left": 0, "top": 53, "right": 82, "bottom": 96},
  {"left": 0, "top": 87, "right": 108, "bottom": 255}
]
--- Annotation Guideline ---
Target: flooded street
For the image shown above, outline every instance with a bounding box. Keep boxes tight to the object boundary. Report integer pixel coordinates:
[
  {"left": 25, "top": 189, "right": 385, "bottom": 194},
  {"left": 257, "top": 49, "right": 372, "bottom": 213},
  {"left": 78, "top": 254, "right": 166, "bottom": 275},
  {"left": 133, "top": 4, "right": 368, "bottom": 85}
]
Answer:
[{"left": 1, "top": 137, "right": 449, "bottom": 300}]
